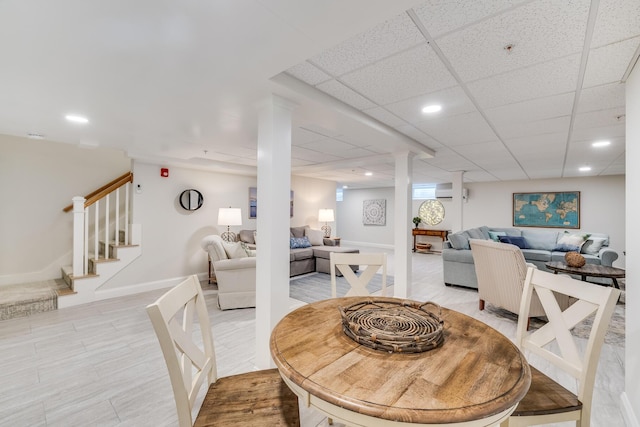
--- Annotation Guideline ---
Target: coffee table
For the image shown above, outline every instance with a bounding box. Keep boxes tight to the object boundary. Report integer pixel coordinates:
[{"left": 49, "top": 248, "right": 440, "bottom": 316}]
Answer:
[{"left": 545, "top": 261, "right": 625, "bottom": 289}]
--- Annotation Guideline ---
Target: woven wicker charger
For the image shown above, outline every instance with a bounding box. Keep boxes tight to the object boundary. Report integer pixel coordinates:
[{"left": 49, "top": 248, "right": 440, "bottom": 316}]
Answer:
[{"left": 339, "top": 298, "right": 444, "bottom": 353}]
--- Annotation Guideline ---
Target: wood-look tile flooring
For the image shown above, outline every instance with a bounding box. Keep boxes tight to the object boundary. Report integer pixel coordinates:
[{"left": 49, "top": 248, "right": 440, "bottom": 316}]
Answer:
[{"left": 0, "top": 247, "right": 625, "bottom": 426}]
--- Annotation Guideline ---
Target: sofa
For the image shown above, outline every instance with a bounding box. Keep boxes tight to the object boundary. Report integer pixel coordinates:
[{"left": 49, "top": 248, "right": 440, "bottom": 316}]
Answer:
[
  {"left": 238, "top": 225, "right": 359, "bottom": 277},
  {"left": 442, "top": 226, "right": 619, "bottom": 289}
]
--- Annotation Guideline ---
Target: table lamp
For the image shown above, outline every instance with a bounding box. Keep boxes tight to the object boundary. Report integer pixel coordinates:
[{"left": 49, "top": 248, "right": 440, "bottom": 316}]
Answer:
[
  {"left": 218, "top": 207, "right": 242, "bottom": 242},
  {"left": 318, "top": 208, "right": 334, "bottom": 238}
]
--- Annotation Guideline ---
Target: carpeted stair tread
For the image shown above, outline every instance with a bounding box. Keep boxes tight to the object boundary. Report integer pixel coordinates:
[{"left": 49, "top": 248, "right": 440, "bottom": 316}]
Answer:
[{"left": 0, "top": 279, "right": 71, "bottom": 321}]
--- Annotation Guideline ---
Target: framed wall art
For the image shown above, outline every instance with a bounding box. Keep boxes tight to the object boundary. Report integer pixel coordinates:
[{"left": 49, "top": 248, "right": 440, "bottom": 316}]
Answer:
[
  {"left": 363, "top": 199, "right": 386, "bottom": 226},
  {"left": 513, "top": 191, "right": 580, "bottom": 228}
]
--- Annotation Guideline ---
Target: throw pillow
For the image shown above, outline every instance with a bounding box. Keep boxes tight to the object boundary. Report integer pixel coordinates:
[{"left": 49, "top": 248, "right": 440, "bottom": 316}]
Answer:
[
  {"left": 554, "top": 232, "right": 590, "bottom": 252},
  {"left": 498, "top": 235, "right": 529, "bottom": 249},
  {"left": 466, "top": 228, "right": 486, "bottom": 240},
  {"left": 581, "top": 237, "right": 607, "bottom": 255},
  {"left": 238, "top": 229, "right": 255, "bottom": 244},
  {"left": 222, "top": 241, "right": 248, "bottom": 259},
  {"left": 239, "top": 242, "right": 256, "bottom": 257},
  {"left": 305, "top": 228, "right": 324, "bottom": 246},
  {"left": 488, "top": 231, "right": 507, "bottom": 242},
  {"left": 290, "top": 236, "right": 312, "bottom": 249},
  {"left": 448, "top": 231, "right": 470, "bottom": 250}
]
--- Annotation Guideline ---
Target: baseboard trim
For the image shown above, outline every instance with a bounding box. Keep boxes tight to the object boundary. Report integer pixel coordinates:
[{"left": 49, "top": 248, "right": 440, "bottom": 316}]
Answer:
[
  {"left": 340, "top": 240, "right": 394, "bottom": 250},
  {"left": 621, "top": 392, "right": 639, "bottom": 427}
]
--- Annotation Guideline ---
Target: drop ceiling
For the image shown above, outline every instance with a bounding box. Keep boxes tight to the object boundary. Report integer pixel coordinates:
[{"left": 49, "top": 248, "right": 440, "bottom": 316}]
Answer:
[{"left": 0, "top": 0, "right": 637, "bottom": 189}]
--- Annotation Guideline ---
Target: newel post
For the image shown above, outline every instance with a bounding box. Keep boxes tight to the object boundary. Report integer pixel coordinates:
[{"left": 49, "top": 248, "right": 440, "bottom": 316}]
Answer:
[{"left": 72, "top": 196, "right": 86, "bottom": 277}]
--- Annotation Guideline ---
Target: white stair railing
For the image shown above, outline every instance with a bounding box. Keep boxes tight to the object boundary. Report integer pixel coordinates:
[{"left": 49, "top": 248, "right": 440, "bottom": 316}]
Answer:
[{"left": 68, "top": 173, "right": 133, "bottom": 277}]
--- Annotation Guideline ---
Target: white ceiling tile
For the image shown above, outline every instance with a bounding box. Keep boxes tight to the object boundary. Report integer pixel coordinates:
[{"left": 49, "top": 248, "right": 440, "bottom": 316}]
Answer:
[
  {"left": 577, "top": 82, "right": 625, "bottom": 113},
  {"left": 395, "top": 124, "right": 444, "bottom": 148},
  {"left": 421, "top": 147, "right": 479, "bottom": 171},
  {"left": 573, "top": 107, "right": 626, "bottom": 131},
  {"left": 591, "top": 0, "right": 640, "bottom": 47},
  {"left": 468, "top": 54, "right": 581, "bottom": 109},
  {"left": 335, "top": 147, "right": 378, "bottom": 159},
  {"left": 309, "top": 12, "right": 425, "bottom": 76},
  {"left": 385, "top": 85, "right": 476, "bottom": 124},
  {"left": 495, "top": 116, "right": 570, "bottom": 140},
  {"left": 462, "top": 169, "right": 504, "bottom": 182},
  {"left": 436, "top": 0, "right": 590, "bottom": 82},
  {"left": 571, "top": 123, "right": 625, "bottom": 142},
  {"left": 583, "top": 37, "right": 640, "bottom": 88},
  {"left": 414, "top": 111, "right": 498, "bottom": 146},
  {"left": 412, "top": 0, "right": 529, "bottom": 38},
  {"left": 340, "top": 44, "right": 458, "bottom": 105},
  {"left": 298, "top": 124, "right": 342, "bottom": 138},
  {"left": 490, "top": 169, "right": 529, "bottom": 181},
  {"left": 361, "top": 106, "right": 406, "bottom": 128},
  {"left": 298, "top": 137, "right": 356, "bottom": 153},
  {"left": 454, "top": 141, "right": 520, "bottom": 169},
  {"left": 484, "top": 93, "right": 575, "bottom": 125},
  {"left": 316, "top": 79, "right": 377, "bottom": 110},
  {"left": 291, "top": 146, "right": 342, "bottom": 163},
  {"left": 285, "top": 61, "right": 331, "bottom": 85},
  {"left": 293, "top": 126, "right": 332, "bottom": 145}
]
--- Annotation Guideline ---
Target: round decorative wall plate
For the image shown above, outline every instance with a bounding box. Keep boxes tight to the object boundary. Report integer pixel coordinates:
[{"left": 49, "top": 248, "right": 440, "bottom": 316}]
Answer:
[{"left": 418, "top": 199, "right": 445, "bottom": 226}]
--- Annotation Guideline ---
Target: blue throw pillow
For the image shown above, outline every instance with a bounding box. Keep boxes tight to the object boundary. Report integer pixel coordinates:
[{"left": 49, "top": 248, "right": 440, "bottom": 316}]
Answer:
[
  {"left": 290, "top": 236, "right": 312, "bottom": 249},
  {"left": 498, "top": 235, "right": 529, "bottom": 249}
]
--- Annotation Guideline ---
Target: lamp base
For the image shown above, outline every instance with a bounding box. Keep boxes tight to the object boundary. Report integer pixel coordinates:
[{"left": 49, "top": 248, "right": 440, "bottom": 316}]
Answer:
[
  {"left": 220, "top": 231, "right": 237, "bottom": 243},
  {"left": 321, "top": 224, "right": 331, "bottom": 238}
]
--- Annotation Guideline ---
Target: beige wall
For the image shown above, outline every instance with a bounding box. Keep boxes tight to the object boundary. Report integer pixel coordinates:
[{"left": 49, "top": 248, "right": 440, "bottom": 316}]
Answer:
[{"left": 0, "top": 135, "right": 131, "bottom": 285}]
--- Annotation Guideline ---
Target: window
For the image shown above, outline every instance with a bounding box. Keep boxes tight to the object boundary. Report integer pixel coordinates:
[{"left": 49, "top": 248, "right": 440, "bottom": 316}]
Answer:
[
  {"left": 412, "top": 184, "right": 436, "bottom": 200},
  {"left": 336, "top": 188, "right": 343, "bottom": 202}
]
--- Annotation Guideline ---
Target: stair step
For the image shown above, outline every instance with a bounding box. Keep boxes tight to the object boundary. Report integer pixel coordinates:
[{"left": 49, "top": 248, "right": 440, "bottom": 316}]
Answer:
[{"left": 0, "top": 279, "right": 72, "bottom": 321}]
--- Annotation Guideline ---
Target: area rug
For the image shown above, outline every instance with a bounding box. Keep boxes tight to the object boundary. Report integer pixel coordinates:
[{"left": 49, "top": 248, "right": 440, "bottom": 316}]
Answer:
[
  {"left": 290, "top": 273, "right": 393, "bottom": 304},
  {"left": 0, "top": 280, "right": 63, "bottom": 321}
]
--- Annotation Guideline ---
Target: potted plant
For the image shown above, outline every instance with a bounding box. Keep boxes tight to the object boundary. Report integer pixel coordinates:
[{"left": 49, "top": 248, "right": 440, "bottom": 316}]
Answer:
[{"left": 412, "top": 216, "right": 422, "bottom": 229}]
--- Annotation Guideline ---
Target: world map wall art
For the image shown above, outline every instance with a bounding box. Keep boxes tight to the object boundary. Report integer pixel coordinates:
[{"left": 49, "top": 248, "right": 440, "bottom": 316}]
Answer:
[
  {"left": 513, "top": 191, "right": 580, "bottom": 228},
  {"left": 363, "top": 199, "right": 386, "bottom": 226}
]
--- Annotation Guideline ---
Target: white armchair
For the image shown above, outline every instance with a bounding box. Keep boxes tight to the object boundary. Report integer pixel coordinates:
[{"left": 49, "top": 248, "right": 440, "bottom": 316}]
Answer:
[{"left": 201, "top": 234, "right": 256, "bottom": 310}]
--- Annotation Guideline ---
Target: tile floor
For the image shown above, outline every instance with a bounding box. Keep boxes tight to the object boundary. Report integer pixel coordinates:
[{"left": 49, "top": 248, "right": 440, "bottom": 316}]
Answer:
[{"left": 0, "top": 246, "right": 625, "bottom": 426}]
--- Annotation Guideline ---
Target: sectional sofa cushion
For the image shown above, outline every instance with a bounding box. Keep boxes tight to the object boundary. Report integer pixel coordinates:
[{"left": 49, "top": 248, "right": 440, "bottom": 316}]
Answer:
[
  {"left": 290, "top": 225, "right": 309, "bottom": 238},
  {"left": 449, "top": 231, "right": 471, "bottom": 250},
  {"left": 521, "top": 230, "right": 558, "bottom": 251},
  {"left": 466, "top": 227, "right": 486, "bottom": 240}
]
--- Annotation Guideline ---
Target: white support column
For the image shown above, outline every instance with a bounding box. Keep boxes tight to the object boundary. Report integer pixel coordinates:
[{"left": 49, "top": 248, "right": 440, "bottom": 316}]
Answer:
[
  {"left": 450, "top": 171, "right": 465, "bottom": 232},
  {"left": 72, "top": 196, "right": 85, "bottom": 277},
  {"left": 255, "top": 94, "right": 296, "bottom": 369},
  {"left": 394, "top": 151, "right": 414, "bottom": 298}
]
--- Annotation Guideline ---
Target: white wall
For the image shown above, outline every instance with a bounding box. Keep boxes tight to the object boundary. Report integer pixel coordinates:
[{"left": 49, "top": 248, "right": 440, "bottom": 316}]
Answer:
[
  {"left": 624, "top": 63, "right": 639, "bottom": 425},
  {"left": 0, "top": 135, "right": 131, "bottom": 285},
  {"left": 339, "top": 175, "right": 625, "bottom": 266},
  {"left": 338, "top": 187, "right": 396, "bottom": 247},
  {"left": 100, "top": 161, "right": 337, "bottom": 290}
]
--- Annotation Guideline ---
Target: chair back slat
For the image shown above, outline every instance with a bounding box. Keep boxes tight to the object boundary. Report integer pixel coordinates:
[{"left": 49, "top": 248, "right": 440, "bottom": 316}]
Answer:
[
  {"left": 146, "top": 275, "right": 217, "bottom": 427},
  {"left": 515, "top": 267, "right": 620, "bottom": 424},
  {"left": 330, "top": 252, "right": 387, "bottom": 298}
]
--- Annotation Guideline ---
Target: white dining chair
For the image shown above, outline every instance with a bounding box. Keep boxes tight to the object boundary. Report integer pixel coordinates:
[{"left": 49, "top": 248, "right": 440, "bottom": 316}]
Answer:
[
  {"left": 501, "top": 267, "right": 620, "bottom": 427},
  {"left": 146, "top": 275, "right": 300, "bottom": 427},
  {"left": 329, "top": 252, "right": 387, "bottom": 298}
]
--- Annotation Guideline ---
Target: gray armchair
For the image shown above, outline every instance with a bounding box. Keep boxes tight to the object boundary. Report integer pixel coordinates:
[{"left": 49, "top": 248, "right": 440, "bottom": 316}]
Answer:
[{"left": 201, "top": 234, "right": 256, "bottom": 310}]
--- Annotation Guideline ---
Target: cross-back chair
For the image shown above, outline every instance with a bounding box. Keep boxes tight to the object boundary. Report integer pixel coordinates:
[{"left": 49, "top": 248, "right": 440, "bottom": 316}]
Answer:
[
  {"left": 146, "top": 275, "right": 300, "bottom": 427},
  {"left": 329, "top": 252, "right": 387, "bottom": 298},
  {"left": 502, "top": 267, "right": 620, "bottom": 427}
]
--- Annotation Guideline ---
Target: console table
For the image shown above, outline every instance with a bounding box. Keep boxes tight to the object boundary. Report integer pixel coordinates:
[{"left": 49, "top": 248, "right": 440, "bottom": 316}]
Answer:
[{"left": 412, "top": 229, "right": 449, "bottom": 252}]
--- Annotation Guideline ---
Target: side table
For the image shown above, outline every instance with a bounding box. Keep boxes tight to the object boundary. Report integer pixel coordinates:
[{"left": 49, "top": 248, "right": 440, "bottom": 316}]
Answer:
[{"left": 323, "top": 237, "right": 341, "bottom": 247}]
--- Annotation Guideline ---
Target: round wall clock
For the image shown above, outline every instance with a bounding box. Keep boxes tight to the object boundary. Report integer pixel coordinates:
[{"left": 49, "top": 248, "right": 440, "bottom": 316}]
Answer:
[{"left": 418, "top": 199, "right": 445, "bottom": 226}]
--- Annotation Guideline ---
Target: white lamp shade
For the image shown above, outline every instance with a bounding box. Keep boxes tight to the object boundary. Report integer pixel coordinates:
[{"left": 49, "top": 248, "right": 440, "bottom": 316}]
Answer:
[
  {"left": 318, "top": 208, "right": 334, "bottom": 222},
  {"left": 217, "top": 207, "right": 242, "bottom": 226}
]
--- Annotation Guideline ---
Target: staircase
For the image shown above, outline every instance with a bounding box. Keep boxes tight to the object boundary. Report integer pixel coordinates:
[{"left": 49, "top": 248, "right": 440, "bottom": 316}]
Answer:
[{"left": 57, "top": 172, "right": 142, "bottom": 308}]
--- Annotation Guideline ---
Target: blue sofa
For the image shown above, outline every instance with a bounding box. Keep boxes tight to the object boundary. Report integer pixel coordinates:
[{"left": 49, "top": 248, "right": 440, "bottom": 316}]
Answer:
[{"left": 442, "top": 226, "right": 618, "bottom": 289}]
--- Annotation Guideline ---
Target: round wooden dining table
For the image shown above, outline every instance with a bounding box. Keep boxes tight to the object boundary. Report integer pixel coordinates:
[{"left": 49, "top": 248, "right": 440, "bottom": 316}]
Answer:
[{"left": 270, "top": 297, "right": 531, "bottom": 427}]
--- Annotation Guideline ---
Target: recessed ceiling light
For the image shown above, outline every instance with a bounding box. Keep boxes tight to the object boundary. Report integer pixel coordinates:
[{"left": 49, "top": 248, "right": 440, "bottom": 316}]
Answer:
[
  {"left": 421, "top": 105, "right": 442, "bottom": 114},
  {"left": 579, "top": 166, "right": 592, "bottom": 172},
  {"left": 65, "top": 114, "right": 89, "bottom": 124},
  {"left": 365, "top": 172, "right": 373, "bottom": 176},
  {"left": 592, "top": 140, "right": 610, "bottom": 147}
]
